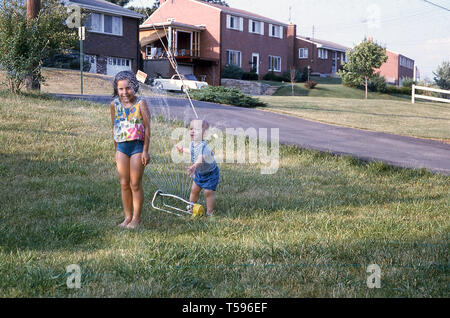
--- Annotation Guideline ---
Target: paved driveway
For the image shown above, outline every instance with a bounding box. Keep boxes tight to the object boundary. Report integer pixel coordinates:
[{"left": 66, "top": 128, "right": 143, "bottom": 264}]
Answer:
[{"left": 55, "top": 94, "right": 450, "bottom": 175}]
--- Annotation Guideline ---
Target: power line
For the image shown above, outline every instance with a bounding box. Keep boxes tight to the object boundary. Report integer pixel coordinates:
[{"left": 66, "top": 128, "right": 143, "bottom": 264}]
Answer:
[{"left": 422, "top": 0, "right": 450, "bottom": 11}]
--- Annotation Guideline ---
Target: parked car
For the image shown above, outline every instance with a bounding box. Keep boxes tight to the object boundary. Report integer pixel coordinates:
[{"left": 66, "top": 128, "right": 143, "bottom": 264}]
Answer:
[{"left": 153, "top": 74, "right": 208, "bottom": 92}]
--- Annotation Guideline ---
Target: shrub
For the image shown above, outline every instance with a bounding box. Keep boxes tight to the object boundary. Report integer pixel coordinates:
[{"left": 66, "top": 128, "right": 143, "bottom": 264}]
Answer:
[
  {"left": 282, "top": 69, "right": 303, "bottom": 82},
  {"left": 304, "top": 80, "right": 318, "bottom": 89},
  {"left": 223, "top": 64, "right": 244, "bottom": 79},
  {"left": 190, "top": 86, "right": 266, "bottom": 107},
  {"left": 368, "top": 74, "right": 387, "bottom": 93},
  {"left": 385, "top": 85, "right": 412, "bottom": 95},
  {"left": 263, "top": 71, "right": 288, "bottom": 82},
  {"left": 241, "top": 72, "right": 259, "bottom": 81},
  {"left": 401, "top": 77, "right": 415, "bottom": 88}
]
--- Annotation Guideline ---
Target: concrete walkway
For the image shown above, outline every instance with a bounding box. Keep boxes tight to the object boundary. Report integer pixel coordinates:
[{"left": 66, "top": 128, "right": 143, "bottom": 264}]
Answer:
[{"left": 55, "top": 94, "right": 450, "bottom": 175}]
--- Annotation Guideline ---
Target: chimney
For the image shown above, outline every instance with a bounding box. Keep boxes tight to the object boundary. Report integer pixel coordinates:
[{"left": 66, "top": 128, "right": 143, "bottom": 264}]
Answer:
[{"left": 287, "top": 24, "right": 297, "bottom": 69}]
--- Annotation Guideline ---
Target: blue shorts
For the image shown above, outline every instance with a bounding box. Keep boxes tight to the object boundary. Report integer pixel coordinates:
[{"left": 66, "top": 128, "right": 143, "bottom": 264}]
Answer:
[
  {"left": 117, "top": 140, "right": 144, "bottom": 157},
  {"left": 193, "top": 166, "right": 220, "bottom": 191}
]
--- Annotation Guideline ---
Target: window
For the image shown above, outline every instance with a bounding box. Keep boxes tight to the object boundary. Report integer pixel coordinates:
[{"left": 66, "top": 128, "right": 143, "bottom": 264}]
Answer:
[
  {"left": 299, "top": 48, "right": 308, "bottom": 59},
  {"left": 226, "top": 14, "right": 243, "bottom": 31},
  {"left": 226, "top": 50, "right": 242, "bottom": 67},
  {"left": 269, "top": 24, "right": 283, "bottom": 39},
  {"left": 400, "top": 56, "right": 413, "bottom": 69},
  {"left": 108, "top": 57, "right": 131, "bottom": 68},
  {"left": 341, "top": 52, "right": 347, "bottom": 63},
  {"left": 268, "top": 55, "right": 281, "bottom": 72},
  {"left": 86, "top": 13, "right": 122, "bottom": 36},
  {"left": 249, "top": 19, "right": 264, "bottom": 35},
  {"left": 318, "top": 49, "right": 328, "bottom": 59}
]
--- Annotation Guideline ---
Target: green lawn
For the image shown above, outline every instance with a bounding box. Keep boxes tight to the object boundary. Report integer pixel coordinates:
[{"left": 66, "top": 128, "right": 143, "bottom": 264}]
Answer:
[
  {"left": 259, "top": 96, "right": 450, "bottom": 141},
  {"left": 272, "top": 76, "right": 409, "bottom": 101},
  {"left": 0, "top": 91, "right": 448, "bottom": 297}
]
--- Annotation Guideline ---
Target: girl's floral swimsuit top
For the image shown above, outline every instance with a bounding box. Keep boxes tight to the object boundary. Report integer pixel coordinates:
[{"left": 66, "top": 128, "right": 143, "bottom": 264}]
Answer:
[{"left": 113, "top": 97, "right": 145, "bottom": 142}]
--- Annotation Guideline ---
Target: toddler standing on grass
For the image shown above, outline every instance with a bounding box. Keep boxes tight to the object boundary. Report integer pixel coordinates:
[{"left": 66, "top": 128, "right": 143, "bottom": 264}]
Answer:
[{"left": 177, "top": 119, "right": 219, "bottom": 216}]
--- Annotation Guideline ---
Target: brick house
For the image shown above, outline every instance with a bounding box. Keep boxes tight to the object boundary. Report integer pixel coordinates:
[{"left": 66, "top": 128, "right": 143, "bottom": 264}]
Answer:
[
  {"left": 67, "top": 0, "right": 144, "bottom": 76},
  {"left": 295, "top": 36, "right": 350, "bottom": 76},
  {"left": 140, "top": 0, "right": 296, "bottom": 86},
  {"left": 375, "top": 50, "right": 415, "bottom": 86}
]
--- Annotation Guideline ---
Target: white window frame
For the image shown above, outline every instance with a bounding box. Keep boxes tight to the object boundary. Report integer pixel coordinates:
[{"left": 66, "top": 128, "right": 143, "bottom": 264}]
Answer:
[
  {"left": 341, "top": 52, "right": 347, "bottom": 63},
  {"left": 249, "top": 19, "right": 264, "bottom": 35},
  {"left": 226, "top": 14, "right": 243, "bottom": 31},
  {"left": 86, "top": 13, "right": 123, "bottom": 36},
  {"left": 108, "top": 57, "right": 131, "bottom": 67},
  {"left": 268, "top": 55, "right": 281, "bottom": 72},
  {"left": 268, "top": 24, "right": 283, "bottom": 39},
  {"left": 226, "top": 50, "right": 242, "bottom": 67},
  {"left": 299, "top": 48, "right": 308, "bottom": 59},
  {"left": 318, "top": 49, "right": 328, "bottom": 59}
]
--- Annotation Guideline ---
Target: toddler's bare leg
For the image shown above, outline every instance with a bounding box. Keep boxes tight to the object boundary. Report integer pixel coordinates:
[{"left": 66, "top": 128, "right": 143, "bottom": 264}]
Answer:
[{"left": 204, "top": 190, "right": 215, "bottom": 216}]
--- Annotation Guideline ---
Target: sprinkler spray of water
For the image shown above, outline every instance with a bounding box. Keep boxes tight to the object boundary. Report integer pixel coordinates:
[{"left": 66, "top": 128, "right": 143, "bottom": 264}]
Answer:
[{"left": 144, "top": 16, "right": 206, "bottom": 217}]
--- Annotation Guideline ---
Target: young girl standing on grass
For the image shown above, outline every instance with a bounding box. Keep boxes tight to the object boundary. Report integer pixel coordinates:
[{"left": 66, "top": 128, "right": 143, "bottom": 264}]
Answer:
[
  {"left": 110, "top": 71, "right": 151, "bottom": 229},
  {"left": 177, "top": 119, "right": 219, "bottom": 216}
]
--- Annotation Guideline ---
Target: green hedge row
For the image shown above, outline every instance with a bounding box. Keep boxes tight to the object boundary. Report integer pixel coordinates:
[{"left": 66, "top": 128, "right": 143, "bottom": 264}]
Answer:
[{"left": 190, "top": 86, "right": 266, "bottom": 108}]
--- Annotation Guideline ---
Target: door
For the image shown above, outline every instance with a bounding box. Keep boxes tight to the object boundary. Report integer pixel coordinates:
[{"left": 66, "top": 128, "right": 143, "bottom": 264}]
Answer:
[
  {"left": 251, "top": 53, "right": 259, "bottom": 74},
  {"left": 332, "top": 51, "right": 337, "bottom": 73}
]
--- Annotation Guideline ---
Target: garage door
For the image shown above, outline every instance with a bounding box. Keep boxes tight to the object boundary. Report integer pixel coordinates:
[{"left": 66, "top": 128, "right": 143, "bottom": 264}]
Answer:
[
  {"left": 107, "top": 57, "right": 132, "bottom": 76},
  {"left": 177, "top": 64, "right": 193, "bottom": 75}
]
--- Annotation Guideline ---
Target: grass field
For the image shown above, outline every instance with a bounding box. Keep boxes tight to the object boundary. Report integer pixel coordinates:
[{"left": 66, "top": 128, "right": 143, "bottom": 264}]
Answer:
[
  {"left": 260, "top": 76, "right": 450, "bottom": 141},
  {"left": 259, "top": 96, "right": 450, "bottom": 142},
  {"left": 0, "top": 91, "right": 448, "bottom": 297}
]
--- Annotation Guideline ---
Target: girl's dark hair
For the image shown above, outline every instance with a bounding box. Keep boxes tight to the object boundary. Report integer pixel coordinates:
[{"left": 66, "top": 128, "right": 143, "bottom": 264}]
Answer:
[{"left": 113, "top": 71, "right": 140, "bottom": 97}]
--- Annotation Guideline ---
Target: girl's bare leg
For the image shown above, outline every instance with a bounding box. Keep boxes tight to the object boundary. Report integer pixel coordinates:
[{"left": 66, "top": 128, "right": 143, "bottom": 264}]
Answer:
[
  {"left": 116, "top": 151, "right": 132, "bottom": 227},
  {"left": 127, "top": 153, "right": 145, "bottom": 229}
]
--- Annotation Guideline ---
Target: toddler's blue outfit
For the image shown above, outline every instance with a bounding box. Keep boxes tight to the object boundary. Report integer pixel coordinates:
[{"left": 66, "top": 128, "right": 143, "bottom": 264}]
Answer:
[{"left": 190, "top": 140, "right": 220, "bottom": 191}]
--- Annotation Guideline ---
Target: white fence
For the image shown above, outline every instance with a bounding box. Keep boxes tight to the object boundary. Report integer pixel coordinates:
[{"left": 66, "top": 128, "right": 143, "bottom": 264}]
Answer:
[{"left": 412, "top": 85, "right": 450, "bottom": 104}]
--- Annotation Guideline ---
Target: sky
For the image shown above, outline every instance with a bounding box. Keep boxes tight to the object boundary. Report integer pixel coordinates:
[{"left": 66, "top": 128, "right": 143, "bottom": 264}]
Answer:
[{"left": 129, "top": 0, "right": 450, "bottom": 81}]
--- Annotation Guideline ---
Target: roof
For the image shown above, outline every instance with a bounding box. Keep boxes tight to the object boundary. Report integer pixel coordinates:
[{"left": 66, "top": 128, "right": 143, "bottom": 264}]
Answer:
[
  {"left": 140, "top": 21, "right": 206, "bottom": 32},
  {"left": 189, "top": 0, "right": 289, "bottom": 26},
  {"left": 297, "top": 36, "right": 350, "bottom": 53},
  {"left": 66, "top": 0, "right": 144, "bottom": 19}
]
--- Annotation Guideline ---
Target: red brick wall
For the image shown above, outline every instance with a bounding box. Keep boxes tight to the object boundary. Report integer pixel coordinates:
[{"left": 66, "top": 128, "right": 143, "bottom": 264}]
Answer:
[
  {"left": 144, "top": 0, "right": 221, "bottom": 84},
  {"left": 376, "top": 50, "right": 399, "bottom": 85},
  {"left": 85, "top": 16, "right": 140, "bottom": 73},
  {"left": 220, "top": 15, "right": 291, "bottom": 79}
]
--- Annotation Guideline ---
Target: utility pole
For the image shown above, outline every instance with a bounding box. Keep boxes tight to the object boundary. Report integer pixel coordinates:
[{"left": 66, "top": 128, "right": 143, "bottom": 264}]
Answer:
[
  {"left": 79, "top": 26, "right": 86, "bottom": 95},
  {"left": 26, "top": 0, "right": 41, "bottom": 91}
]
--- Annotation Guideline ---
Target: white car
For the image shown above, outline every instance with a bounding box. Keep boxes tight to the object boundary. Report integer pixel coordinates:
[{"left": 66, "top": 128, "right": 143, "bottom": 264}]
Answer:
[{"left": 153, "top": 74, "right": 208, "bottom": 92}]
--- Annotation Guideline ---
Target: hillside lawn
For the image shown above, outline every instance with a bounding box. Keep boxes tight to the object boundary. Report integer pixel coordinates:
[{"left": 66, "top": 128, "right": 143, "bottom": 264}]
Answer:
[
  {"left": 0, "top": 91, "right": 448, "bottom": 297},
  {"left": 259, "top": 77, "right": 450, "bottom": 142}
]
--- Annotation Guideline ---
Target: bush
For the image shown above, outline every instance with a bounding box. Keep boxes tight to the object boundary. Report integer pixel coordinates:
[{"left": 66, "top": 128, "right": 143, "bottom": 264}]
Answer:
[
  {"left": 385, "top": 85, "right": 412, "bottom": 95},
  {"left": 282, "top": 69, "right": 303, "bottom": 82},
  {"left": 223, "top": 64, "right": 244, "bottom": 79},
  {"left": 241, "top": 72, "right": 259, "bottom": 81},
  {"left": 304, "top": 80, "right": 318, "bottom": 89},
  {"left": 263, "top": 71, "right": 289, "bottom": 82},
  {"left": 368, "top": 74, "right": 387, "bottom": 93},
  {"left": 190, "top": 86, "right": 266, "bottom": 107},
  {"left": 401, "top": 77, "right": 415, "bottom": 88}
]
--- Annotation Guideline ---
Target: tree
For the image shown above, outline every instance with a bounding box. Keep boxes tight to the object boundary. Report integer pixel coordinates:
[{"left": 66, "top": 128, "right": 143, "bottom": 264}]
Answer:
[
  {"left": 0, "top": 0, "right": 77, "bottom": 93},
  {"left": 105, "top": 0, "right": 130, "bottom": 6},
  {"left": 127, "top": 2, "right": 160, "bottom": 24},
  {"left": 433, "top": 61, "right": 450, "bottom": 91},
  {"left": 289, "top": 67, "right": 296, "bottom": 96},
  {"left": 338, "top": 38, "right": 388, "bottom": 99},
  {"left": 201, "top": 0, "right": 229, "bottom": 6}
]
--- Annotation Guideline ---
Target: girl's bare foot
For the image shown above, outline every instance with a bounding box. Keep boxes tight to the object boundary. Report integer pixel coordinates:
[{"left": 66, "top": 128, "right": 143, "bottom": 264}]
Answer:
[
  {"left": 118, "top": 218, "right": 132, "bottom": 228},
  {"left": 126, "top": 218, "right": 141, "bottom": 229}
]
